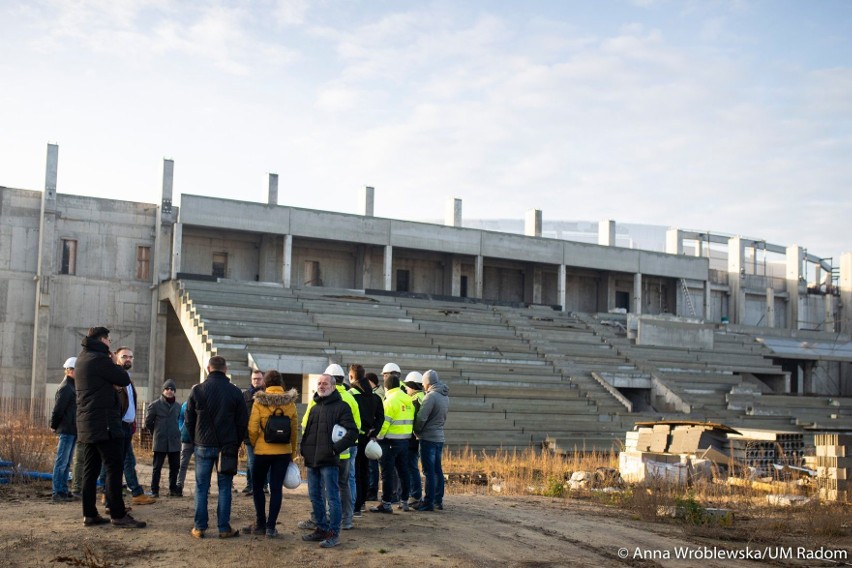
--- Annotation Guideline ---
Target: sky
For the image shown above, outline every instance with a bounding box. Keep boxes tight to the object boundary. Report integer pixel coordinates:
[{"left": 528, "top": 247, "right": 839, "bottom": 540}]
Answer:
[{"left": 1, "top": 0, "right": 850, "bottom": 263}]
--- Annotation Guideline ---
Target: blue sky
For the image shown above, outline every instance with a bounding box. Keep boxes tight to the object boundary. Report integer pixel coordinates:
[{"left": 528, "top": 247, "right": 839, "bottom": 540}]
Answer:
[{"left": 1, "top": 0, "right": 850, "bottom": 262}]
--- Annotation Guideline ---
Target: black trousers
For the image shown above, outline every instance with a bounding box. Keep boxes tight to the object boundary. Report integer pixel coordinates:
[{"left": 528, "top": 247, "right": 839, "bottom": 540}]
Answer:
[
  {"left": 354, "top": 436, "right": 370, "bottom": 512},
  {"left": 151, "top": 451, "right": 180, "bottom": 493},
  {"left": 80, "top": 438, "right": 126, "bottom": 519}
]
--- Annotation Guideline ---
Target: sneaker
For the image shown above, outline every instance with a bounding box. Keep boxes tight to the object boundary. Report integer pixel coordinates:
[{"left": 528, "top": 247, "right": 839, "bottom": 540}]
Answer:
[
  {"left": 320, "top": 531, "right": 340, "bottom": 548},
  {"left": 297, "top": 519, "right": 317, "bottom": 530},
  {"left": 131, "top": 494, "right": 157, "bottom": 505},
  {"left": 241, "top": 487, "right": 253, "bottom": 495},
  {"left": 241, "top": 524, "right": 265, "bottom": 536},
  {"left": 302, "top": 528, "right": 329, "bottom": 542},
  {"left": 369, "top": 503, "right": 393, "bottom": 514},
  {"left": 219, "top": 527, "right": 240, "bottom": 539},
  {"left": 83, "top": 515, "right": 110, "bottom": 527},
  {"left": 352, "top": 510, "right": 362, "bottom": 518},
  {"left": 111, "top": 514, "right": 146, "bottom": 528},
  {"left": 341, "top": 523, "right": 353, "bottom": 530},
  {"left": 266, "top": 528, "right": 278, "bottom": 538},
  {"left": 408, "top": 499, "right": 423, "bottom": 508},
  {"left": 415, "top": 503, "right": 434, "bottom": 512},
  {"left": 52, "top": 493, "right": 73, "bottom": 502},
  {"left": 399, "top": 502, "right": 410, "bottom": 512},
  {"left": 191, "top": 528, "right": 205, "bottom": 539}
]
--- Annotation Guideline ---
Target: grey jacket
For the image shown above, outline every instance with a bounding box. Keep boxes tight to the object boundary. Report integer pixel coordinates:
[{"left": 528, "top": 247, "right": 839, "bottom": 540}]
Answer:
[
  {"left": 145, "top": 395, "right": 182, "bottom": 453},
  {"left": 414, "top": 378, "right": 449, "bottom": 443}
]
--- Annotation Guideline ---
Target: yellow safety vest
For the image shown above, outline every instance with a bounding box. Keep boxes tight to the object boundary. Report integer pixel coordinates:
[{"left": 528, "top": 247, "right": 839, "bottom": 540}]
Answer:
[{"left": 378, "top": 388, "right": 414, "bottom": 440}]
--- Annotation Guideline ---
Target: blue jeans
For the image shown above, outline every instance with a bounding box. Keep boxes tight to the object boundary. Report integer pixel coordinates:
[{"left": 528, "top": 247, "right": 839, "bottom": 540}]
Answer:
[
  {"left": 52, "top": 433, "right": 76, "bottom": 496},
  {"left": 406, "top": 445, "right": 422, "bottom": 500},
  {"left": 121, "top": 422, "right": 143, "bottom": 495},
  {"left": 379, "top": 438, "right": 409, "bottom": 505},
  {"left": 194, "top": 446, "right": 234, "bottom": 532},
  {"left": 420, "top": 440, "right": 444, "bottom": 507},
  {"left": 307, "top": 465, "right": 341, "bottom": 533},
  {"left": 244, "top": 442, "right": 255, "bottom": 489},
  {"left": 338, "top": 453, "right": 352, "bottom": 525}
]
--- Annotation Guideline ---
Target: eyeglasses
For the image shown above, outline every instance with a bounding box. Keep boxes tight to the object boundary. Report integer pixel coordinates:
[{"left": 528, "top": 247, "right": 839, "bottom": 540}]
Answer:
[{"left": 164, "top": 387, "right": 176, "bottom": 391}]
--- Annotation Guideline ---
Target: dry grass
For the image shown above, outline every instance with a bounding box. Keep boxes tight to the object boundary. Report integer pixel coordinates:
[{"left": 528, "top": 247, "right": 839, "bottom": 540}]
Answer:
[{"left": 0, "top": 409, "right": 54, "bottom": 479}]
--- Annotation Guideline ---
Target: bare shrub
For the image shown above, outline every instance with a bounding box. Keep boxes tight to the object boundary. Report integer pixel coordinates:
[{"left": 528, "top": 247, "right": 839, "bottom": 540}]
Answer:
[{"left": 0, "top": 409, "right": 54, "bottom": 481}]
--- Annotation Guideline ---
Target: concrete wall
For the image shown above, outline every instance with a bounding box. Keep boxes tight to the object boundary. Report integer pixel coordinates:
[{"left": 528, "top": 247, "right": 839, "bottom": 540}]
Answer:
[{"left": 182, "top": 228, "right": 261, "bottom": 281}]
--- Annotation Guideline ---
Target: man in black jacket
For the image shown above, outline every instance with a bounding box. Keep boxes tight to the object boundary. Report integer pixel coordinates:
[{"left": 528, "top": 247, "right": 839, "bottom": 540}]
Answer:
[
  {"left": 300, "top": 374, "right": 357, "bottom": 549},
  {"left": 75, "top": 326, "right": 146, "bottom": 528},
  {"left": 50, "top": 357, "right": 78, "bottom": 502},
  {"left": 185, "top": 355, "right": 248, "bottom": 539}
]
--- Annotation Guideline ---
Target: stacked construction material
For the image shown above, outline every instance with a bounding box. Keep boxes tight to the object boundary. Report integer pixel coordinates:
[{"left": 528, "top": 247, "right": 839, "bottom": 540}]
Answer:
[
  {"left": 814, "top": 433, "right": 850, "bottom": 502},
  {"left": 727, "top": 429, "right": 805, "bottom": 477}
]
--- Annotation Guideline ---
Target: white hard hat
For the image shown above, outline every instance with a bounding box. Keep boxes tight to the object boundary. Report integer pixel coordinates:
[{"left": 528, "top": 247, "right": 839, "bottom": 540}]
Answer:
[
  {"left": 324, "top": 363, "right": 345, "bottom": 377},
  {"left": 365, "top": 439, "right": 383, "bottom": 460},
  {"left": 382, "top": 362, "right": 401, "bottom": 374},
  {"left": 331, "top": 424, "right": 346, "bottom": 443},
  {"left": 283, "top": 461, "right": 301, "bottom": 489},
  {"left": 63, "top": 357, "right": 77, "bottom": 369},
  {"left": 404, "top": 371, "right": 423, "bottom": 385}
]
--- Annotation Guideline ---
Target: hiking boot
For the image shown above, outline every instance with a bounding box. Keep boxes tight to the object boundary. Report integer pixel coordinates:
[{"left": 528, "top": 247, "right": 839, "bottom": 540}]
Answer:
[
  {"left": 415, "top": 503, "right": 434, "bottom": 512},
  {"left": 83, "top": 515, "right": 110, "bottom": 527},
  {"left": 219, "top": 527, "right": 240, "bottom": 539},
  {"left": 297, "top": 519, "right": 316, "bottom": 530},
  {"left": 191, "top": 528, "right": 205, "bottom": 539},
  {"left": 241, "top": 523, "right": 265, "bottom": 536},
  {"left": 266, "top": 528, "right": 279, "bottom": 538},
  {"left": 302, "top": 528, "right": 329, "bottom": 542},
  {"left": 398, "top": 502, "right": 410, "bottom": 512},
  {"left": 111, "top": 514, "right": 146, "bottom": 528},
  {"left": 131, "top": 494, "right": 156, "bottom": 505},
  {"left": 369, "top": 503, "right": 393, "bottom": 514},
  {"left": 320, "top": 531, "right": 340, "bottom": 548}
]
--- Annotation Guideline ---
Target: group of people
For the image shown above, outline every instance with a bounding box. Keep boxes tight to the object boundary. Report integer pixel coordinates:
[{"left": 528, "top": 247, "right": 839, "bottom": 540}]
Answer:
[{"left": 50, "top": 327, "right": 449, "bottom": 549}]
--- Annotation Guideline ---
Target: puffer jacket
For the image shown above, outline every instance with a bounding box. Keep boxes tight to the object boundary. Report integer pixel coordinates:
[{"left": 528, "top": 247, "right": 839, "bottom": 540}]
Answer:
[
  {"left": 75, "top": 337, "right": 130, "bottom": 443},
  {"left": 185, "top": 371, "right": 248, "bottom": 448},
  {"left": 248, "top": 386, "right": 299, "bottom": 455},
  {"left": 300, "top": 389, "right": 357, "bottom": 468},
  {"left": 145, "top": 394, "right": 182, "bottom": 453},
  {"left": 50, "top": 375, "right": 77, "bottom": 435}
]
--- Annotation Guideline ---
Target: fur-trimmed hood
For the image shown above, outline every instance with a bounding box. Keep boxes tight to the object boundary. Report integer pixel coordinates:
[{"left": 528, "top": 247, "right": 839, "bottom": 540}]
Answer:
[{"left": 253, "top": 386, "right": 299, "bottom": 407}]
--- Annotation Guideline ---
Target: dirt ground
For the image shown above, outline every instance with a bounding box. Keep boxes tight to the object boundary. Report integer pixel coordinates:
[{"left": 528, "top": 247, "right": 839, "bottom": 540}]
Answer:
[{"left": 1, "top": 464, "right": 850, "bottom": 568}]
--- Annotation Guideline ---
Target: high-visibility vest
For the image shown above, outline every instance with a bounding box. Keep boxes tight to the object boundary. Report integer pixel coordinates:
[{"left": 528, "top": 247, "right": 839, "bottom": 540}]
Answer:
[{"left": 378, "top": 388, "right": 414, "bottom": 440}]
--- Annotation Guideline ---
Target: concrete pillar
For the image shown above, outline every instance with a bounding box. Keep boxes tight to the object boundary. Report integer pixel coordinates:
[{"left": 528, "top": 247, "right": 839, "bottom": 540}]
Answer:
[
  {"left": 558, "top": 264, "right": 566, "bottom": 312},
  {"left": 258, "top": 234, "right": 277, "bottom": 281},
  {"left": 525, "top": 209, "right": 542, "bottom": 237},
  {"left": 361, "top": 186, "right": 374, "bottom": 217},
  {"left": 171, "top": 222, "right": 182, "bottom": 279},
  {"left": 282, "top": 234, "right": 293, "bottom": 288},
  {"left": 786, "top": 245, "right": 803, "bottom": 331},
  {"left": 162, "top": 159, "right": 174, "bottom": 213},
  {"left": 530, "top": 266, "right": 542, "bottom": 304},
  {"left": 474, "top": 255, "right": 484, "bottom": 299},
  {"left": 840, "top": 253, "right": 852, "bottom": 335},
  {"left": 450, "top": 256, "right": 461, "bottom": 297},
  {"left": 766, "top": 288, "right": 775, "bottom": 328},
  {"left": 598, "top": 220, "right": 616, "bottom": 247},
  {"left": 445, "top": 198, "right": 462, "bottom": 227},
  {"left": 268, "top": 173, "right": 278, "bottom": 206},
  {"left": 728, "top": 237, "right": 745, "bottom": 324},
  {"left": 633, "top": 273, "right": 642, "bottom": 315},
  {"left": 704, "top": 280, "right": 712, "bottom": 321},
  {"left": 665, "top": 228, "right": 683, "bottom": 255},
  {"left": 383, "top": 245, "right": 393, "bottom": 291},
  {"left": 30, "top": 143, "right": 59, "bottom": 409},
  {"left": 825, "top": 294, "right": 836, "bottom": 332}
]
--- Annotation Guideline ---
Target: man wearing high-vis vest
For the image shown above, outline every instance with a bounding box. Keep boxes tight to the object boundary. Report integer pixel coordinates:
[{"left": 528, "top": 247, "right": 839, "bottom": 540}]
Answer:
[{"left": 369, "top": 364, "right": 414, "bottom": 514}]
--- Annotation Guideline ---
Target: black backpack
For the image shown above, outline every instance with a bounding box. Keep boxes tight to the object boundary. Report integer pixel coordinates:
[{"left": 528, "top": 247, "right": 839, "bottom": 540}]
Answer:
[{"left": 263, "top": 407, "right": 291, "bottom": 444}]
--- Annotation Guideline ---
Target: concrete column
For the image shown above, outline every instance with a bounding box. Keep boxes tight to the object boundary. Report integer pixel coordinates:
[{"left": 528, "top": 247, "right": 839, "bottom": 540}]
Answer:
[
  {"left": 450, "top": 256, "right": 461, "bottom": 297},
  {"left": 531, "top": 266, "right": 542, "bottom": 304},
  {"left": 786, "top": 245, "right": 803, "bottom": 331},
  {"left": 282, "top": 234, "right": 293, "bottom": 288},
  {"left": 361, "top": 186, "right": 374, "bottom": 217},
  {"left": 258, "top": 234, "right": 277, "bottom": 281},
  {"left": 162, "top": 159, "right": 174, "bottom": 212},
  {"left": 525, "top": 209, "right": 542, "bottom": 237},
  {"left": 558, "top": 264, "right": 566, "bottom": 312},
  {"left": 30, "top": 143, "right": 59, "bottom": 409},
  {"left": 598, "top": 220, "right": 616, "bottom": 247},
  {"left": 665, "top": 228, "right": 683, "bottom": 255},
  {"left": 727, "top": 237, "right": 745, "bottom": 324},
  {"left": 383, "top": 245, "right": 393, "bottom": 291},
  {"left": 268, "top": 173, "right": 278, "bottom": 206},
  {"left": 704, "top": 279, "right": 712, "bottom": 321},
  {"left": 825, "top": 294, "right": 836, "bottom": 332},
  {"left": 170, "top": 222, "right": 182, "bottom": 279},
  {"left": 633, "top": 273, "right": 642, "bottom": 315},
  {"left": 445, "top": 198, "right": 462, "bottom": 227},
  {"left": 474, "top": 255, "right": 484, "bottom": 299},
  {"left": 766, "top": 288, "right": 775, "bottom": 328},
  {"left": 839, "top": 252, "right": 852, "bottom": 335}
]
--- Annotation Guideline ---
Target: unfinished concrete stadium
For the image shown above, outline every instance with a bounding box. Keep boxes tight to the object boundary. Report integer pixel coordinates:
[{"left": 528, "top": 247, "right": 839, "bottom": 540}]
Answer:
[{"left": 3, "top": 144, "right": 851, "bottom": 454}]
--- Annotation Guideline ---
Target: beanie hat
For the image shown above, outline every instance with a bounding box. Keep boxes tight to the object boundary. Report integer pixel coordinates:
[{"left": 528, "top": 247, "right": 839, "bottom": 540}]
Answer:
[{"left": 163, "top": 379, "right": 177, "bottom": 391}]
